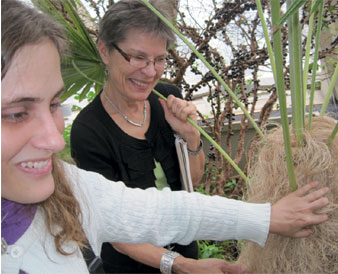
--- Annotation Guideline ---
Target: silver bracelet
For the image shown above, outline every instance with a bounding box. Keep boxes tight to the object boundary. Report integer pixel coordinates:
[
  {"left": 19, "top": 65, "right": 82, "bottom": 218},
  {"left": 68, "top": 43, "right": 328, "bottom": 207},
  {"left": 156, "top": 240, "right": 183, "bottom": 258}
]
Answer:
[
  {"left": 187, "top": 139, "right": 203, "bottom": 156},
  {"left": 160, "top": 251, "right": 181, "bottom": 274}
]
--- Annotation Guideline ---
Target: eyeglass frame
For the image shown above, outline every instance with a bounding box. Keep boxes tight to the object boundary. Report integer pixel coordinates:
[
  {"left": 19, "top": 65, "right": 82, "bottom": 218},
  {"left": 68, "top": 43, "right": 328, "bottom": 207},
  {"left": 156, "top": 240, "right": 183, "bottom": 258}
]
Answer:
[{"left": 111, "top": 43, "right": 167, "bottom": 70}]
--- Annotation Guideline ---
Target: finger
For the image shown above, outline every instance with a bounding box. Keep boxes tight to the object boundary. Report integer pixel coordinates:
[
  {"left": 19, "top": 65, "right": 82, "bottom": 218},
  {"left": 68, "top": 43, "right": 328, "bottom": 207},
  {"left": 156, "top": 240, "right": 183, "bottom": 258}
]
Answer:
[
  {"left": 165, "top": 95, "right": 175, "bottom": 110},
  {"left": 304, "top": 212, "right": 329, "bottom": 226},
  {"left": 172, "top": 99, "right": 195, "bottom": 121},
  {"left": 176, "top": 101, "right": 189, "bottom": 120},
  {"left": 180, "top": 102, "right": 196, "bottom": 121},
  {"left": 168, "top": 97, "right": 186, "bottom": 118},
  {"left": 307, "top": 197, "right": 329, "bottom": 213},
  {"left": 295, "top": 212, "right": 328, "bottom": 231},
  {"left": 311, "top": 212, "right": 329, "bottom": 225},
  {"left": 291, "top": 228, "right": 314, "bottom": 238},
  {"left": 159, "top": 98, "right": 173, "bottom": 121},
  {"left": 294, "top": 181, "right": 319, "bottom": 197},
  {"left": 304, "top": 187, "right": 329, "bottom": 203},
  {"left": 222, "top": 263, "right": 249, "bottom": 274}
]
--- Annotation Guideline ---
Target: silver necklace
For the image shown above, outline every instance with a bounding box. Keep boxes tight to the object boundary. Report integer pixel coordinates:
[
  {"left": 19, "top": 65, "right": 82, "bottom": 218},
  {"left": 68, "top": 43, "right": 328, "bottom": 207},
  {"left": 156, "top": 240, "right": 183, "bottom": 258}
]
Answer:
[{"left": 103, "top": 89, "right": 147, "bottom": 127}]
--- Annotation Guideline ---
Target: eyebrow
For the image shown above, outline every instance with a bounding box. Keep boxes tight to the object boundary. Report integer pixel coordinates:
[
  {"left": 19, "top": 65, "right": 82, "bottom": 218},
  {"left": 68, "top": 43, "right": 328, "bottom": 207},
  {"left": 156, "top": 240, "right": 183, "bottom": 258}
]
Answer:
[
  {"left": 128, "top": 48, "right": 167, "bottom": 58},
  {"left": 7, "top": 87, "right": 65, "bottom": 104}
]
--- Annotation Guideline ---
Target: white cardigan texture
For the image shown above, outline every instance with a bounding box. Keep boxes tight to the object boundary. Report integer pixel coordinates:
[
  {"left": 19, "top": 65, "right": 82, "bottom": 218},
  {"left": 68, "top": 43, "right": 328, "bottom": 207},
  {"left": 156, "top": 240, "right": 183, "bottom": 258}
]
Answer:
[{"left": 2, "top": 162, "right": 270, "bottom": 274}]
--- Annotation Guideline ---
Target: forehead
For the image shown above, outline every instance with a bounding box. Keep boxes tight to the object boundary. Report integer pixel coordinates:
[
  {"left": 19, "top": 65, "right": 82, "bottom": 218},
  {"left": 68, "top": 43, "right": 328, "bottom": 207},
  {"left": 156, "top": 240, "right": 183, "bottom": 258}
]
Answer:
[
  {"left": 2, "top": 40, "right": 63, "bottom": 103},
  {"left": 122, "top": 29, "right": 167, "bottom": 52}
]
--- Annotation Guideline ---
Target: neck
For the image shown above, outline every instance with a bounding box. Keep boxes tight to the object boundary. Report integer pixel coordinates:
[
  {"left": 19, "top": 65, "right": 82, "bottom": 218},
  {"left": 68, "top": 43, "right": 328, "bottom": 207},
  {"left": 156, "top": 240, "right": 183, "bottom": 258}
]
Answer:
[
  {"left": 102, "top": 86, "right": 148, "bottom": 127},
  {"left": 104, "top": 84, "right": 144, "bottom": 112}
]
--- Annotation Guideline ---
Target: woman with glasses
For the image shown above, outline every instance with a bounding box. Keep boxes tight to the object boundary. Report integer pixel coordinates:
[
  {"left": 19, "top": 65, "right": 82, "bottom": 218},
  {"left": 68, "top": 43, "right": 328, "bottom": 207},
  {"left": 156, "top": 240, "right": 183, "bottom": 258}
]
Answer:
[{"left": 70, "top": 1, "right": 209, "bottom": 273}]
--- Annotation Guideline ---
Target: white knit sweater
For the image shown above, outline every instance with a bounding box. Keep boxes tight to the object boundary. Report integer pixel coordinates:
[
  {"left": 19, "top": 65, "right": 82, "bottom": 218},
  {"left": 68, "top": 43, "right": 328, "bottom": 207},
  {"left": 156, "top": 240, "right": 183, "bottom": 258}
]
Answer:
[{"left": 2, "top": 162, "right": 270, "bottom": 274}]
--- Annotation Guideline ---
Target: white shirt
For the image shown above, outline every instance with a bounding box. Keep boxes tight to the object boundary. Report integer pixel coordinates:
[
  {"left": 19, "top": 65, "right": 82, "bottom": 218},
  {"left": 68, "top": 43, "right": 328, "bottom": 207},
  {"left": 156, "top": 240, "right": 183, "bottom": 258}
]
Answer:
[{"left": 2, "top": 162, "right": 270, "bottom": 274}]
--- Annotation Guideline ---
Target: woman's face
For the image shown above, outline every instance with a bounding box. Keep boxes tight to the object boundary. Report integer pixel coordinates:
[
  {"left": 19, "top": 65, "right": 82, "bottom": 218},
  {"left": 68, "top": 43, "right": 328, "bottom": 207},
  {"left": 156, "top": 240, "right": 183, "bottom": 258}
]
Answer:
[
  {"left": 99, "top": 29, "right": 167, "bottom": 102},
  {"left": 1, "top": 40, "right": 65, "bottom": 204}
]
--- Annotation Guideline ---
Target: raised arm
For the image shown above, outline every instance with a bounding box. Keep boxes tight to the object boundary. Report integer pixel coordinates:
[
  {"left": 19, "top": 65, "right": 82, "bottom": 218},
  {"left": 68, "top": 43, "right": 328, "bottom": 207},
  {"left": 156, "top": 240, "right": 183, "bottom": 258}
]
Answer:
[{"left": 159, "top": 95, "right": 205, "bottom": 186}]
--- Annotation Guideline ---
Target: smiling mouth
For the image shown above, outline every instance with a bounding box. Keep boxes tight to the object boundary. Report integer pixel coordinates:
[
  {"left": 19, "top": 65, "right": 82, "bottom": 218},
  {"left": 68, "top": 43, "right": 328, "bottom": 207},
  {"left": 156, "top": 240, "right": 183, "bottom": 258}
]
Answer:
[
  {"left": 131, "top": 79, "right": 148, "bottom": 87},
  {"left": 20, "top": 160, "right": 49, "bottom": 169}
]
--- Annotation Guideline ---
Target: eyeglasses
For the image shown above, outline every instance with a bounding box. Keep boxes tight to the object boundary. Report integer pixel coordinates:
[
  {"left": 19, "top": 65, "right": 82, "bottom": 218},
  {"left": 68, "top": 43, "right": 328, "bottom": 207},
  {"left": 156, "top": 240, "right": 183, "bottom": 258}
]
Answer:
[{"left": 112, "top": 43, "right": 167, "bottom": 70}]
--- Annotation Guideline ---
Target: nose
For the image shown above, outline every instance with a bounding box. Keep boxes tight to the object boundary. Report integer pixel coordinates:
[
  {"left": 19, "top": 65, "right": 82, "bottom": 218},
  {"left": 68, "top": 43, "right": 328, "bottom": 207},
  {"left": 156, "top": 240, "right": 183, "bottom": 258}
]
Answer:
[
  {"left": 141, "top": 61, "right": 157, "bottom": 77},
  {"left": 31, "top": 112, "right": 65, "bottom": 153}
]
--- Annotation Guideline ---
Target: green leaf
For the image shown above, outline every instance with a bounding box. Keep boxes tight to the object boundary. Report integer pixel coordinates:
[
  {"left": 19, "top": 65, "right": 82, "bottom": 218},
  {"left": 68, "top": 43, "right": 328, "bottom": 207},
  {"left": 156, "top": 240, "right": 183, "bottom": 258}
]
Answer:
[
  {"left": 310, "top": 0, "right": 323, "bottom": 15},
  {"left": 34, "top": 0, "right": 103, "bottom": 101},
  {"left": 280, "top": 0, "right": 307, "bottom": 26}
]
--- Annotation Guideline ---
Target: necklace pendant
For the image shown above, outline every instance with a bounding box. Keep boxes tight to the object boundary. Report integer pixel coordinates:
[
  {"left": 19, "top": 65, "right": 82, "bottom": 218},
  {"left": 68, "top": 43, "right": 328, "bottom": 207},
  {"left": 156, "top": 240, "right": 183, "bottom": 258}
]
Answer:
[{"left": 103, "top": 89, "right": 147, "bottom": 127}]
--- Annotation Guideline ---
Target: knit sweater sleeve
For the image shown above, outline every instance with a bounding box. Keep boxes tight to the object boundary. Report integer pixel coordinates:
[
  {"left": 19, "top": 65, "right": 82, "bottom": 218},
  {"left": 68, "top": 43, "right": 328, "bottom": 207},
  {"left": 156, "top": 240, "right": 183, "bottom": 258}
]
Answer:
[{"left": 65, "top": 163, "right": 270, "bottom": 256}]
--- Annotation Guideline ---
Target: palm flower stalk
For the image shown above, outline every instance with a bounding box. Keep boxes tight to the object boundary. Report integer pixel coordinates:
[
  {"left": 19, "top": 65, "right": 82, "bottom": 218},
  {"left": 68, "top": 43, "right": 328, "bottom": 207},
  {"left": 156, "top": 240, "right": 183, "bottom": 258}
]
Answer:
[
  {"left": 152, "top": 89, "right": 249, "bottom": 184},
  {"left": 255, "top": 0, "right": 276, "bottom": 78},
  {"left": 141, "top": 0, "right": 265, "bottom": 141},
  {"left": 302, "top": 0, "right": 316, "bottom": 112}
]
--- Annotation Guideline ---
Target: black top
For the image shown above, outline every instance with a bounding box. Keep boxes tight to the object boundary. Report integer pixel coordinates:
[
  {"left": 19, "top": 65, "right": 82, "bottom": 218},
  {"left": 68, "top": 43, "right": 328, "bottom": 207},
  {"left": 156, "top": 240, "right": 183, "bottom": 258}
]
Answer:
[{"left": 71, "top": 83, "right": 198, "bottom": 273}]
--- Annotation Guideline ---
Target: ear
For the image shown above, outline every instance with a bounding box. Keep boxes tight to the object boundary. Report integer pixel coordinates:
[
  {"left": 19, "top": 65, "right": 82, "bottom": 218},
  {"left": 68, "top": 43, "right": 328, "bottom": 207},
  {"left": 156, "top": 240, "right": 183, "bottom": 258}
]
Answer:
[{"left": 97, "top": 40, "right": 110, "bottom": 65}]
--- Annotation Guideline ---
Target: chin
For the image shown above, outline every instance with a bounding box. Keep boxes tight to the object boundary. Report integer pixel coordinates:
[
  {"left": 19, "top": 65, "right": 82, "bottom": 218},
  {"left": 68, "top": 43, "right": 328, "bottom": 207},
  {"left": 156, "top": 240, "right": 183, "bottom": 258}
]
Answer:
[
  {"left": 28, "top": 176, "right": 56, "bottom": 204},
  {"left": 3, "top": 174, "right": 56, "bottom": 204}
]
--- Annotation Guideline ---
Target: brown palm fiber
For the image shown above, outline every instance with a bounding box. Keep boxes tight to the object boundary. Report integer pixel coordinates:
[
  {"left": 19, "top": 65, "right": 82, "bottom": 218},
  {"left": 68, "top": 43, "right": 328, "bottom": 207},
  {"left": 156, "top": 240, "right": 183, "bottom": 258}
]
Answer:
[{"left": 237, "top": 116, "right": 338, "bottom": 274}]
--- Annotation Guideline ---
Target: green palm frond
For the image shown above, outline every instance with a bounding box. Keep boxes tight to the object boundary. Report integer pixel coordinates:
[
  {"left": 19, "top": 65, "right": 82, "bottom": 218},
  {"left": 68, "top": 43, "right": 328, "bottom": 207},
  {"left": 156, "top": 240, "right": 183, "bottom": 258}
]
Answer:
[{"left": 33, "top": 0, "right": 105, "bottom": 102}]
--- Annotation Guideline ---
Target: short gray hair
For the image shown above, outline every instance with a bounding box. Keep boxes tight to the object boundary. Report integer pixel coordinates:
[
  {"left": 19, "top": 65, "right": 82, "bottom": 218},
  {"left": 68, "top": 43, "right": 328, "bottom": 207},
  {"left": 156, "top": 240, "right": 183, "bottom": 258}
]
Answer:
[{"left": 98, "top": 0, "right": 176, "bottom": 51}]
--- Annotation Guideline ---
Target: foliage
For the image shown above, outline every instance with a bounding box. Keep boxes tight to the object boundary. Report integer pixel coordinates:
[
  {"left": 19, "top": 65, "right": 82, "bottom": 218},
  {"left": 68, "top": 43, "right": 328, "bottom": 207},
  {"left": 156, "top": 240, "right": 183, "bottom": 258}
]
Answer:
[
  {"left": 198, "top": 240, "right": 239, "bottom": 261},
  {"left": 32, "top": 0, "right": 105, "bottom": 102},
  {"left": 57, "top": 124, "right": 73, "bottom": 162}
]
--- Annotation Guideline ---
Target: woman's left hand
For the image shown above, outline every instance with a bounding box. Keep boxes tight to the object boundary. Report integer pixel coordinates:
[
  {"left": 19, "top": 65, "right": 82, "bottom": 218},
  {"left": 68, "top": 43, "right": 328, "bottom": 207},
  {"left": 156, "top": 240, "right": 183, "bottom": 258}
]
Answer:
[
  {"left": 270, "top": 181, "right": 329, "bottom": 238},
  {"left": 159, "top": 95, "right": 200, "bottom": 149}
]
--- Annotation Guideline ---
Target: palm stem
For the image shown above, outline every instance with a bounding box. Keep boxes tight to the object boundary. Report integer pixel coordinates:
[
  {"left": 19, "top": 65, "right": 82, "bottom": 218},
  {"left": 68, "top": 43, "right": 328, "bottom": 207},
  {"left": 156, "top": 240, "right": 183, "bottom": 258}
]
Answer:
[
  {"left": 303, "top": 0, "right": 316, "bottom": 113},
  {"left": 328, "top": 122, "right": 338, "bottom": 148},
  {"left": 141, "top": 0, "right": 265, "bottom": 141},
  {"left": 308, "top": 0, "right": 324, "bottom": 128},
  {"left": 271, "top": 0, "right": 297, "bottom": 191},
  {"left": 152, "top": 89, "right": 249, "bottom": 184},
  {"left": 320, "top": 63, "right": 338, "bottom": 115},
  {"left": 287, "top": 0, "right": 304, "bottom": 146},
  {"left": 256, "top": 0, "right": 276, "bottom": 78}
]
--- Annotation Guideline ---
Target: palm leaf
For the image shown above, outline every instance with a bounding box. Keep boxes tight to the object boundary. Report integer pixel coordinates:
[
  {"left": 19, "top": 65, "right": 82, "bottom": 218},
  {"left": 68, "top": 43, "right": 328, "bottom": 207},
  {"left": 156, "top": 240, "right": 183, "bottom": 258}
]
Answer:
[
  {"left": 280, "top": 0, "right": 307, "bottom": 25},
  {"left": 33, "top": 0, "right": 105, "bottom": 102}
]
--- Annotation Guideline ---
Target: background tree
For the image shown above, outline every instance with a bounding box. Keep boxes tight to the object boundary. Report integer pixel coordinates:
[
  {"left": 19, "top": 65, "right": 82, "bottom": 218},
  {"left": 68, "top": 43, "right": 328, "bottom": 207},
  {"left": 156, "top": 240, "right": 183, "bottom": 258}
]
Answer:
[{"left": 33, "top": 0, "right": 337, "bottom": 197}]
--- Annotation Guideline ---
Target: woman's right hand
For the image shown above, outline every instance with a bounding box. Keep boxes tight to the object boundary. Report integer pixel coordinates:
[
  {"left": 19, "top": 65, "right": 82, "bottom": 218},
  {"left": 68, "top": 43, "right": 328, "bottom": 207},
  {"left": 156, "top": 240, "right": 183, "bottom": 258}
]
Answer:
[
  {"left": 159, "top": 95, "right": 200, "bottom": 149},
  {"left": 173, "top": 257, "right": 249, "bottom": 274}
]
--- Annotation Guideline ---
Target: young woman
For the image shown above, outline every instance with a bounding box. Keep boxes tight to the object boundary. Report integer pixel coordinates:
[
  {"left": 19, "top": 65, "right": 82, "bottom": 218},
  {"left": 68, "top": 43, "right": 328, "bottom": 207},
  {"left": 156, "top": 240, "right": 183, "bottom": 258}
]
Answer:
[{"left": 1, "top": 1, "right": 330, "bottom": 273}]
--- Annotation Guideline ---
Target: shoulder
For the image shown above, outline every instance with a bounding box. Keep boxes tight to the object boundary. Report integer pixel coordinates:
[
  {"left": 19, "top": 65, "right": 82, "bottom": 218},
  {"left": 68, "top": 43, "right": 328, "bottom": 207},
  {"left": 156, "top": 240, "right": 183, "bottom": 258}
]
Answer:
[
  {"left": 72, "top": 93, "right": 104, "bottom": 125},
  {"left": 71, "top": 93, "right": 109, "bottom": 141}
]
